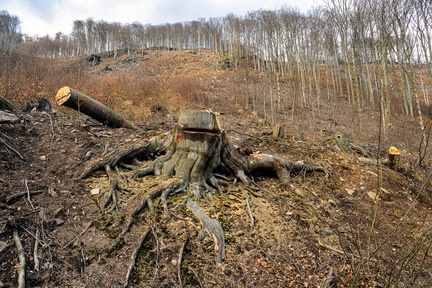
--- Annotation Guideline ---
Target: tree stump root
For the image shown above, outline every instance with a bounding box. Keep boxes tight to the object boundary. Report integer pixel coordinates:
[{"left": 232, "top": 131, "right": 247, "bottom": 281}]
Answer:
[{"left": 79, "top": 111, "right": 325, "bottom": 265}]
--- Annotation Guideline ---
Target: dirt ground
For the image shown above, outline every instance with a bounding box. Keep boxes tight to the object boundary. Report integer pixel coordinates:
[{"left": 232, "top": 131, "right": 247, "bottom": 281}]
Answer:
[{"left": 1, "top": 104, "right": 431, "bottom": 287}]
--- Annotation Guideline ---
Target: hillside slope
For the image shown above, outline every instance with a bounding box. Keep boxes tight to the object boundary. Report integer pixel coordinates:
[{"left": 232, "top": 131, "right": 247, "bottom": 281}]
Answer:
[{"left": 1, "top": 50, "right": 431, "bottom": 287}]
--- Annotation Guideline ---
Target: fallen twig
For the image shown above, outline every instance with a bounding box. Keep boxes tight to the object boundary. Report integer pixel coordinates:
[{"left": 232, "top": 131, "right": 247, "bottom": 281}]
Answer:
[
  {"left": 244, "top": 192, "right": 255, "bottom": 231},
  {"left": 0, "top": 135, "right": 25, "bottom": 160},
  {"left": 177, "top": 235, "right": 188, "bottom": 288},
  {"left": 322, "top": 266, "right": 334, "bottom": 288},
  {"left": 34, "top": 229, "right": 40, "bottom": 271},
  {"left": 65, "top": 221, "right": 94, "bottom": 248},
  {"left": 123, "top": 227, "right": 151, "bottom": 288},
  {"left": 189, "top": 267, "right": 204, "bottom": 288},
  {"left": 317, "top": 237, "right": 377, "bottom": 262},
  {"left": 5, "top": 190, "right": 44, "bottom": 203},
  {"left": 13, "top": 229, "right": 26, "bottom": 288},
  {"left": 25, "top": 179, "right": 35, "bottom": 210}
]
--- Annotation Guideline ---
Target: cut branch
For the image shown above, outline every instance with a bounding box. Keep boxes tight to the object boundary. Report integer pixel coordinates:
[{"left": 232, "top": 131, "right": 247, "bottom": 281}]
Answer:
[{"left": 55, "top": 86, "right": 136, "bottom": 129}]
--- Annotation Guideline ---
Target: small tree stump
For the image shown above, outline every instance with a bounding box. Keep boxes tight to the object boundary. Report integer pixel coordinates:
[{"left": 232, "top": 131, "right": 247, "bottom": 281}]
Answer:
[
  {"left": 55, "top": 86, "right": 135, "bottom": 129},
  {"left": 388, "top": 146, "right": 401, "bottom": 171},
  {"left": 273, "top": 125, "right": 285, "bottom": 138}
]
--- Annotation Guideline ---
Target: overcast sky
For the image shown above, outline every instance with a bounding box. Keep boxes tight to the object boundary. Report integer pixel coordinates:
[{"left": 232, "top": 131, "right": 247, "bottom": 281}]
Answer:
[{"left": 1, "top": 0, "right": 325, "bottom": 37}]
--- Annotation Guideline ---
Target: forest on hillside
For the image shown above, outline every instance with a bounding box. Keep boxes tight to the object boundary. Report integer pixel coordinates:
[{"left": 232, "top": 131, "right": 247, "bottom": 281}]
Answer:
[
  {"left": 2, "top": 0, "right": 432, "bottom": 136},
  {"left": 1, "top": 1, "right": 432, "bottom": 287}
]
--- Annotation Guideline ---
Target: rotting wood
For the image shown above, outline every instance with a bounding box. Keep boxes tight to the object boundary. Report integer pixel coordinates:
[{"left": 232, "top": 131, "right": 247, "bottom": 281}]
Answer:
[
  {"left": 12, "top": 229, "right": 26, "bottom": 288},
  {"left": 187, "top": 200, "right": 225, "bottom": 263},
  {"left": 55, "top": 86, "right": 136, "bottom": 129}
]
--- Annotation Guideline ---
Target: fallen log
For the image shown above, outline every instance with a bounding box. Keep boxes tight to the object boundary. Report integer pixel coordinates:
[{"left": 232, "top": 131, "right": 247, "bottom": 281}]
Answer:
[
  {"left": 0, "top": 95, "right": 18, "bottom": 112},
  {"left": 55, "top": 86, "right": 136, "bottom": 129}
]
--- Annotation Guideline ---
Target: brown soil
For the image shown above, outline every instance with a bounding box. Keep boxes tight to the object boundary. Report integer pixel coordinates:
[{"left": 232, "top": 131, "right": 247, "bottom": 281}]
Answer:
[{"left": 1, "top": 50, "right": 431, "bottom": 288}]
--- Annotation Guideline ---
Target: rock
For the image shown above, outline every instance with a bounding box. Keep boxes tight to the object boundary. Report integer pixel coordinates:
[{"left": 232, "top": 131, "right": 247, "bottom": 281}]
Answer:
[
  {"left": 345, "top": 188, "right": 355, "bottom": 195},
  {"left": 55, "top": 218, "right": 65, "bottom": 226},
  {"left": 91, "top": 188, "right": 101, "bottom": 195}
]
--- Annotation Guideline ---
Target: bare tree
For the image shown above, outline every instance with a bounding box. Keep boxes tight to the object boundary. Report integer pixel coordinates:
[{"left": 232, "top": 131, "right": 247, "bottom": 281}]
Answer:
[{"left": 0, "top": 10, "right": 22, "bottom": 56}]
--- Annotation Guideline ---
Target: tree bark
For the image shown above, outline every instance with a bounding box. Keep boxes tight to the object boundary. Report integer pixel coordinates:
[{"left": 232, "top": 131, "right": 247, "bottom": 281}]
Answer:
[{"left": 55, "top": 86, "right": 136, "bottom": 129}]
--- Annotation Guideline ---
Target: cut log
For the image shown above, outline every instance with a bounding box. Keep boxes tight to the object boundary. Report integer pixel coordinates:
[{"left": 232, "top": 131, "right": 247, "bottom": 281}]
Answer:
[
  {"left": 0, "top": 95, "right": 18, "bottom": 112},
  {"left": 55, "top": 86, "right": 136, "bottom": 129}
]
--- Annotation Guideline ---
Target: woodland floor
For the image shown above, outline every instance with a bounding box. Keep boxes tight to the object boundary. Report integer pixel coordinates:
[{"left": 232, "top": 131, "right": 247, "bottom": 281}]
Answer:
[{"left": 1, "top": 49, "right": 432, "bottom": 287}]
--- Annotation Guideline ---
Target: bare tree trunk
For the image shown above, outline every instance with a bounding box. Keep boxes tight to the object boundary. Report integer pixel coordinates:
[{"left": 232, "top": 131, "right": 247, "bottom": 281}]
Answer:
[{"left": 55, "top": 86, "right": 136, "bottom": 129}]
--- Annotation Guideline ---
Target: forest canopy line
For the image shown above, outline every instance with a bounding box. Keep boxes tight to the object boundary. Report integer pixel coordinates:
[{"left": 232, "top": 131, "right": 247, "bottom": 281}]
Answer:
[{"left": 1, "top": 0, "right": 432, "bottom": 134}]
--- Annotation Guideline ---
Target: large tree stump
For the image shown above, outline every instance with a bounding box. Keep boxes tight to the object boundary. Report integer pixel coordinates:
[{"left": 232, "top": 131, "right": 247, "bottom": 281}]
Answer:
[
  {"left": 55, "top": 86, "right": 135, "bottom": 129},
  {"left": 79, "top": 109, "right": 324, "bottom": 262}
]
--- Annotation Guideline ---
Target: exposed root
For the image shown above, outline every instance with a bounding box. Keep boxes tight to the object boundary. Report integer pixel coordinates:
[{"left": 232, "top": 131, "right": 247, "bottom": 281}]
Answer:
[
  {"left": 244, "top": 192, "right": 255, "bottom": 231},
  {"left": 322, "top": 266, "right": 334, "bottom": 288},
  {"left": 187, "top": 200, "right": 225, "bottom": 263},
  {"left": 177, "top": 235, "right": 188, "bottom": 288},
  {"left": 13, "top": 229, "right": 26, "bottom": 288},
  {"left": 123, "top": 227, "right": 151, "bottom": 288},
  {"left": 102, "top": 164, "right": 120, "bottom": 214},
  {"left": 33, "top": 229, "right": 40, "bottom": 271},
  {"left": 79, "top": 134, "right": 172, "bottom": 180},
  {"left": 189, "top": 267, "right": 205, "bottom": 288},
  {"left": 105, "top": 183, "right": 175, "bottom": 252}
]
